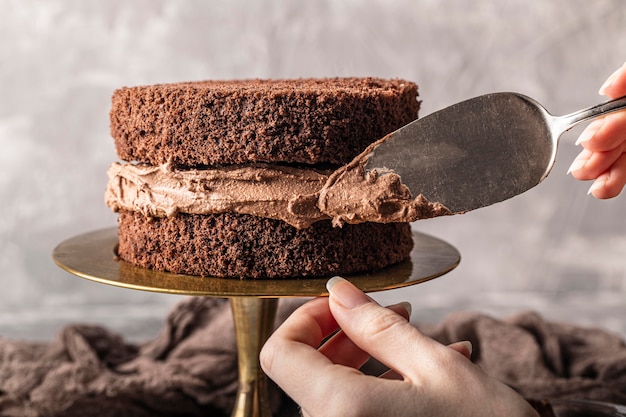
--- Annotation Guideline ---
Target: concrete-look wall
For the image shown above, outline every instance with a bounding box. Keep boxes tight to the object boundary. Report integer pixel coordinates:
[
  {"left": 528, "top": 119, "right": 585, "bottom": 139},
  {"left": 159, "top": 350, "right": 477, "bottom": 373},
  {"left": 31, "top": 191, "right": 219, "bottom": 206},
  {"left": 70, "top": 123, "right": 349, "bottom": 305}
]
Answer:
[{"left": 1, "top": 0, "right": 625, "bottom": 341}]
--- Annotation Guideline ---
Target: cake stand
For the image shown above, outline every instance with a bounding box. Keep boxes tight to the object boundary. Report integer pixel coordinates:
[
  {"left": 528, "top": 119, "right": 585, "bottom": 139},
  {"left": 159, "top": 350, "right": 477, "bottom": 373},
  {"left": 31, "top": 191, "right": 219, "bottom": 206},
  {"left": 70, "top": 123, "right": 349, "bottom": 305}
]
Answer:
[{"left": 52, "top": 227, "right": 460, "bottom": 417}]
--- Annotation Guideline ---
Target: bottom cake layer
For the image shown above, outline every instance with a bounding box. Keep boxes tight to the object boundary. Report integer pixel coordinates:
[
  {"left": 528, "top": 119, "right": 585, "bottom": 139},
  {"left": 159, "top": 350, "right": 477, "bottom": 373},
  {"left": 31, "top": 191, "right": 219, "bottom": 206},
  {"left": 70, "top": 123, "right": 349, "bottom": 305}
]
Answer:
[{"left": 116, "top": 210, "right": 414, "bottom": 279}]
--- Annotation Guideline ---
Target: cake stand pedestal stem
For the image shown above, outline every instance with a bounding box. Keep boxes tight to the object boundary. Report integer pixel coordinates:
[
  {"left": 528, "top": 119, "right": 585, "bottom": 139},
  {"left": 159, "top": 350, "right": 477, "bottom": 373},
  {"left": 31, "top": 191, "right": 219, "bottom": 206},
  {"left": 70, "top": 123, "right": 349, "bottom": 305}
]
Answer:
[{"left": 230, "top": 297, "right": 279, "bottom": 417}]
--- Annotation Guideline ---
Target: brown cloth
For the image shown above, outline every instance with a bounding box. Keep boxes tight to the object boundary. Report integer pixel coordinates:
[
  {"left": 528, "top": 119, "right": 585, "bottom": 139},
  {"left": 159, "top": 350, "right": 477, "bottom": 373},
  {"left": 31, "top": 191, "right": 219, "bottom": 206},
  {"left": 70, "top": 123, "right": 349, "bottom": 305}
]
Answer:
[
  {"left": 419, "top": 311, "right": 626, "bottom": 405},
  {"left": 0, "top": 298, "right": 296, "bottom": 417},
  {"left": 0, "top": 298, "right": 625, "bottom": 416}
]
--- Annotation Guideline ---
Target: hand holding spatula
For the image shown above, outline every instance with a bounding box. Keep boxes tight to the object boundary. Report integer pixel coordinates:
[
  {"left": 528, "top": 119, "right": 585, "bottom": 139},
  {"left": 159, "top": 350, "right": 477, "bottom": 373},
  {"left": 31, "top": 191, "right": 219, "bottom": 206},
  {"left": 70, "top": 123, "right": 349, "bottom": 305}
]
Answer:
[
  {"left": 568, "top": 62, "right": 626, "bottom": 199},
  {"left": 361, "top": 62, "right": 626, "bottom": 214}
]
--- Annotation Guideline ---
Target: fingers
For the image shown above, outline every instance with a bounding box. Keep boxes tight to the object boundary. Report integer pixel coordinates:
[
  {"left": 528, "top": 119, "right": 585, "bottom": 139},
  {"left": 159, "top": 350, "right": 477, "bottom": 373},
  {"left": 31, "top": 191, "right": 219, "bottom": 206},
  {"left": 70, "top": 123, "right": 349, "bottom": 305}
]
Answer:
[
  {"left": 569, "top": 146, "right": 624, "bottom": 181},
  {"left": 377, "top": 340, "right": 473, "bottom": 381},
  {"left": 263, "top": 281, "right": 536, "bottom": 417},
  {"left": 599, "top": 61, "right": 626, "bottom": 98},
  {"left": 260, "top": 297, "right": 345, "bottom": 401},
  {"left": 568, "top": 62, "right": 626, "bottom": 198},
  {"left": 569, "top": 114, "right": 626, "bottom": 196},
  {"left": 326, "top": 277, "right": 451, "bottom": 383},
  {"left": 318, "top": 301, "right": 411, "bottom": 369},
  {"left": 575, "top": 112, "right": 626, "bottom": 152},
  {"left": 261, "top": 294, "right": 411, "bottom": 417},
  {"left": 588, "top": 153, "right": 626, "bottom": 199},
  {"left": 447, "top": 340, "right": 473, "bottom": 360}
]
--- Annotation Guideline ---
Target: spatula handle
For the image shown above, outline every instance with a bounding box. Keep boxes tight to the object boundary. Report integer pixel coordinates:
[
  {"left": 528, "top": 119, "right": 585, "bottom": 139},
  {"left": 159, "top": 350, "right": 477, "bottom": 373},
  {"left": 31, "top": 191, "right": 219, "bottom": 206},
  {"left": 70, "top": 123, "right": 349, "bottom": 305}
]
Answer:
[{"left": 556, "top": 94, "right": 626, "bottom": 134}]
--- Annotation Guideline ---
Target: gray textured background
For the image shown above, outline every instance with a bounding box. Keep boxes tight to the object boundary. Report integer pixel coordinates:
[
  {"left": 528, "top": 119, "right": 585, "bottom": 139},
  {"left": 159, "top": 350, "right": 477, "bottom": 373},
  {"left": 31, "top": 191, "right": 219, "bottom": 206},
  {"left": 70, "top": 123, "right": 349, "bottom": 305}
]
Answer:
[{"left": 1, "top": 0, "right": 625, "bottom": 342}]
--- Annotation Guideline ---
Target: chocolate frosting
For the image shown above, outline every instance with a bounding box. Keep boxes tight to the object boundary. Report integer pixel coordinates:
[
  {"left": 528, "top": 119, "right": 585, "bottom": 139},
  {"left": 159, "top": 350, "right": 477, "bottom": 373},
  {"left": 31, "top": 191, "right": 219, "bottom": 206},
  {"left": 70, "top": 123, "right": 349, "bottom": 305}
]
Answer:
[
  {"left": 106, "top": 151, "right": 451, "bottom": 229},
  {"left": 105, "top": 163, "right": 330, "bottom": 229},
  {"left": 316, "top": 137, "right": 451, "bottom": 226}
]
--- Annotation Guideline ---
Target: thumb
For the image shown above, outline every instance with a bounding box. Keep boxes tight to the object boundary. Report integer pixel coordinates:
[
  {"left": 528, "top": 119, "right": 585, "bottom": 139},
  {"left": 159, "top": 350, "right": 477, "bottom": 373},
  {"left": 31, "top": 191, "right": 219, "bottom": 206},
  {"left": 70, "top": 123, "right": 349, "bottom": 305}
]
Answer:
[{"left": 326, "top": 277, "right": 444, "bottom": 380}]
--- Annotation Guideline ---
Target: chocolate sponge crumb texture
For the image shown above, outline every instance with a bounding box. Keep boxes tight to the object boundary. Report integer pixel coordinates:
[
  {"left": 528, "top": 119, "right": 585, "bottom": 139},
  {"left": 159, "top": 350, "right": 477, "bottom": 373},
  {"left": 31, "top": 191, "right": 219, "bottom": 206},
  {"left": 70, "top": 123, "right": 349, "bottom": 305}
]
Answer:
[
  {"left": 111, "top": 78, "right": 419, "bottom": 167},
  {"left": 107, "top": 77, "right": 420, "bottom": 279}
]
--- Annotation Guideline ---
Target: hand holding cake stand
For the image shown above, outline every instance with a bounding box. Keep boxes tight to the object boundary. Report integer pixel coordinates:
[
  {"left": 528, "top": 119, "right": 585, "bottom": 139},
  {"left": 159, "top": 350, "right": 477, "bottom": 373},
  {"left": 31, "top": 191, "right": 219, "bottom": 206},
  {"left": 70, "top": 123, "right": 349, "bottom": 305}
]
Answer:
[{"left": 52, "top": 228, "right": 460, "bottom": 417}]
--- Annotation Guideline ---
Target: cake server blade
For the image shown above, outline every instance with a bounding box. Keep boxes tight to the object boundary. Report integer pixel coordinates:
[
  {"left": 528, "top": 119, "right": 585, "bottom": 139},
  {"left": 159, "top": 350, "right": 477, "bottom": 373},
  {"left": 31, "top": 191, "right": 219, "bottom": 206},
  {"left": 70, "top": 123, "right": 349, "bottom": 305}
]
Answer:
[{"left": 364, "top": 92, "right": 626, "bottom": 214}]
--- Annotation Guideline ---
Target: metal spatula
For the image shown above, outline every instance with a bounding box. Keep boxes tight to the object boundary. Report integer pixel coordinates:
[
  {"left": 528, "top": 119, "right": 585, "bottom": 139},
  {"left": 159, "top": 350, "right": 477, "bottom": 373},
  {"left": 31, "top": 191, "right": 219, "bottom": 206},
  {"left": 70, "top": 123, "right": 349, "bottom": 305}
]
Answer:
[{"left": 364, "top": 93, "right": 626, "bottom": 213}]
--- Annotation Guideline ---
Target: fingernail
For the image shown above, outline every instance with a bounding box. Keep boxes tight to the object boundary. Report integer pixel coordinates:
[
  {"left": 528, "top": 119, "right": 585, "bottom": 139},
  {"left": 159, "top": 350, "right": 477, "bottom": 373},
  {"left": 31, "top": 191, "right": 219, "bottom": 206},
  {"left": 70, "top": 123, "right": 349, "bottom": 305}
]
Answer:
[
  {"left": 567, "top": 158, "right": 586, "bottom": 175},
  {"left": 599, "top": 62, "right": 626, "bottom": 96},
  {"left": 397, "top": 301, "right": 412, "bottom": 317},
  {"left": 326, "top": 276, "right": 373, "bottom": 309},
  {"left": 587, "top": 174, "right": 608, "bottom": 195},
  {"left": 567, "top": 149, "right": 591, "bottom": 175},
  {"left": 460, "top": 340, "right": 473, "bottom": 357},
  {"left": 575, "top": 118, "right": 604, "bottom": 145},
  {"left": 387, "top": 301, "right": 412, "bottom": 318}
]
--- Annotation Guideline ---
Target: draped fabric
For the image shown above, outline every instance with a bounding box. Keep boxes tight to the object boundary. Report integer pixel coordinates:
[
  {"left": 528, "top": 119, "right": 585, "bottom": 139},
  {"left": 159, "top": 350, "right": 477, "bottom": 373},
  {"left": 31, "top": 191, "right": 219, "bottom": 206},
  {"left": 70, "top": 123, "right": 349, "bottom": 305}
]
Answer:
[{"left": 1, "top": 297, "right": 624, "bottom": 416}]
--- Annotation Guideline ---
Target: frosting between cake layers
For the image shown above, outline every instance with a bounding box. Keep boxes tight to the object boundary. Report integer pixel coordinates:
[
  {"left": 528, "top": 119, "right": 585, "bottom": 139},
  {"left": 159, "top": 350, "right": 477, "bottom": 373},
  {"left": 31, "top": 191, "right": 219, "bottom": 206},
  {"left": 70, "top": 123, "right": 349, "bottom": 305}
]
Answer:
[
  {"left": 105, "top": 157, "right": 451, "bottom": 229},
  {"left": 105, "top": 162, "right": 330, "bottom": 229},
  {"left": 315, "top": 142, "right": 451, "bottom": 227}
]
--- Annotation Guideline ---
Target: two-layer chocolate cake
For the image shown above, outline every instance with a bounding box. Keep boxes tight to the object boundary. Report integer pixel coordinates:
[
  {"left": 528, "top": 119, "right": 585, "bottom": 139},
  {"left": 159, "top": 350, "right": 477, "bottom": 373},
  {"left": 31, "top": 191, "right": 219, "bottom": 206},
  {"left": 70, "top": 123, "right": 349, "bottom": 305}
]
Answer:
[{"left": 105, "top": 77, "right": 447, "bottom": 279}]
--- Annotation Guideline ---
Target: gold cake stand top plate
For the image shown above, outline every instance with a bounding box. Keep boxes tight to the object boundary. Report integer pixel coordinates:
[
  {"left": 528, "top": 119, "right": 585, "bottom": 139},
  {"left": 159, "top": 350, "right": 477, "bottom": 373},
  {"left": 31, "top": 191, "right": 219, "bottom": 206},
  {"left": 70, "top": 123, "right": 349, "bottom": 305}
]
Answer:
[{"left": 52, "top": 227, "right": 460, "bottom": 298}]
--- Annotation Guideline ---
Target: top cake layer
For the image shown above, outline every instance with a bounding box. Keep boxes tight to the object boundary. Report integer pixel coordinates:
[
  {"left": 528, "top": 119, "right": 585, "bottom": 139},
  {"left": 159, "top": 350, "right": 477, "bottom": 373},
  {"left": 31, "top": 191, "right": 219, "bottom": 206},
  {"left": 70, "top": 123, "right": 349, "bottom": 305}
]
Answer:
[{"left": 110, "top": 77, "right": 419, "bottom": 167}]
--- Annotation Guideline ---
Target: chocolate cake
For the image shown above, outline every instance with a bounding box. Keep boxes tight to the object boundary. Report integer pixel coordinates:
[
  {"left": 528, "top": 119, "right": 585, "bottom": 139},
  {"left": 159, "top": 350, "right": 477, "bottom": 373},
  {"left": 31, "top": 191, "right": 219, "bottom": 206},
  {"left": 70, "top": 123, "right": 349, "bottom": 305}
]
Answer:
[
  {"left": 110, "top": 78, "right": 418, "bottom": 167},
  {"left": 106, "top": 77, "right": 422, "bottom": 279}
]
